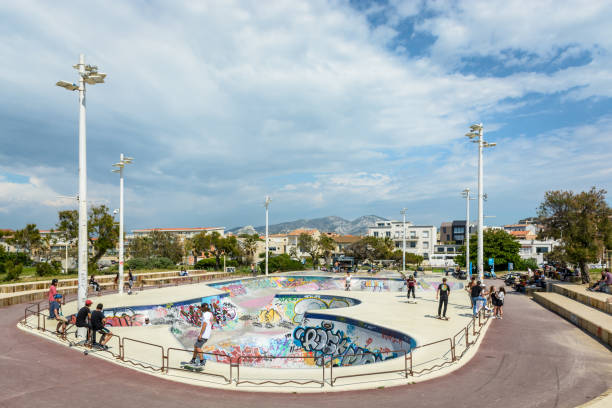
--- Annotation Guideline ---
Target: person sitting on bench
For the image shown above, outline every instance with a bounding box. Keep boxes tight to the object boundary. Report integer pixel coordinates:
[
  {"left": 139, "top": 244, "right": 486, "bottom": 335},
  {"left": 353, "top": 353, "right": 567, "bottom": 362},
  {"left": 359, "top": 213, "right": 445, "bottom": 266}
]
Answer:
[
  {"left": 89, "top": 275, "right": 100, "bottom": 292},
  {"left": 90, "top": 303, "right": 113, "bottom": 350},
  {"left": 75, "top": 299, "right": 93, "bottom": 343},
  {"left": 50, "top": 294, "right": 68, "bottom": 335}
]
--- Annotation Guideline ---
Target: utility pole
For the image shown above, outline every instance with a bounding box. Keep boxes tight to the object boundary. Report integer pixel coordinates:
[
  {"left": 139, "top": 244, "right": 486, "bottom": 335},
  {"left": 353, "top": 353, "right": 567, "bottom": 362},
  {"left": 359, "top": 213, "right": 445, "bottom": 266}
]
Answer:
[
  {"left": 264, "top": 196, "right": 271, "bottom": 276},
  {"left": 400, "top": 208, "right": 407, "bottom": 273},
  {"left": 112, "top": 154, "right": 133, "bottom": 294},
  {"left": 56, "top": 55, "right": 106, "bottom": 338}
]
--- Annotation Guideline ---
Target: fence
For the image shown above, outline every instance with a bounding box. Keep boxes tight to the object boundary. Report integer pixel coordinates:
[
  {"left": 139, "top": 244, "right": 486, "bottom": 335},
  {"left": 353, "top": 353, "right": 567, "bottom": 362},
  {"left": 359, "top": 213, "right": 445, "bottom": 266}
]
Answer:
[{"left": 20, "top": 296, "right": 491, "bottom": 388}]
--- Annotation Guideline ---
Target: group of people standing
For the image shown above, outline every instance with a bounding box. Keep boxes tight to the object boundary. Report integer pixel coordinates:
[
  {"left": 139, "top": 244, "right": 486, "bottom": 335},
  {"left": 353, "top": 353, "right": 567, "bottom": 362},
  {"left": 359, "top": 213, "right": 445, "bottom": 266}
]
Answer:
[{"left": 466, "top": 277, "right": 505, "bottom": 319}]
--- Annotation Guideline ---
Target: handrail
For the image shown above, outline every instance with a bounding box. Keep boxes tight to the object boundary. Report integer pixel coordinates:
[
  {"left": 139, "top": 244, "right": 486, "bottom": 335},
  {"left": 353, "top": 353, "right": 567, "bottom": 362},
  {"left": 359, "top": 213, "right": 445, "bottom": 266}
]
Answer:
[
  {"left": 236, "top": 355, "right": 326, "bottom": 387},
  {"left": 329, "top": 349, "right": 408, "bottom": 385},
  {"left": 166, "top": 347, "right": 232, "bottom": 383},
  {"left": 121, "top": 337, "right": 165, "bottom": 372}
]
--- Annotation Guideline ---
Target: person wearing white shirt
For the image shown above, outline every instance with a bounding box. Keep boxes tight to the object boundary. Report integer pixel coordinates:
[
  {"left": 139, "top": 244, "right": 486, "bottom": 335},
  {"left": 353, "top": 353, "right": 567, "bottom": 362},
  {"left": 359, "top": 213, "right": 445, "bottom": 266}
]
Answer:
[{"left": 189, "top": 303, "right": 217, "bottom": 367}]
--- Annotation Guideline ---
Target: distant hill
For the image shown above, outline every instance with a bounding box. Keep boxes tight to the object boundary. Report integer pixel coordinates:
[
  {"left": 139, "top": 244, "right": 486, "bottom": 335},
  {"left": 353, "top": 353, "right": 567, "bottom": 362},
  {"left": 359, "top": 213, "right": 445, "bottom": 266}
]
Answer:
[{"left": 228, "top": 215, "right": 387, "bottom": 236}]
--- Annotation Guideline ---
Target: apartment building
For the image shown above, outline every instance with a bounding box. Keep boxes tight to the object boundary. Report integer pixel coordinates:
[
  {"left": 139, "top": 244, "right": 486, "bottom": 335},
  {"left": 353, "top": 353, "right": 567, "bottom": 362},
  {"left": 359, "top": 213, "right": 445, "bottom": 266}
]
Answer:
[{"left": 367, "top": 220, "right": 436, "bottom": 260}]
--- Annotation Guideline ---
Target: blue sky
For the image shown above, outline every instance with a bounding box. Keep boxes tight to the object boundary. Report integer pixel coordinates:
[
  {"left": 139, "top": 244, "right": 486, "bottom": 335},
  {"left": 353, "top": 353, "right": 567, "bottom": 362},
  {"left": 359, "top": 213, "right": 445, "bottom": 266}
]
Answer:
[{"left": 1, "top": 0, "right": 611, "bottom": 231}]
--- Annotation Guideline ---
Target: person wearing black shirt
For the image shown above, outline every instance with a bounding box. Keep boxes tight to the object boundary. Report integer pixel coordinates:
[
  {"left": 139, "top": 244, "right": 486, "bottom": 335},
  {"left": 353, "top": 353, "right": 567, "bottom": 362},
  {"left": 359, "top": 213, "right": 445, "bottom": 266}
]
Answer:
[
  {"left": 90, "top": 303, "right": 113, "bottom": 349},
  {"left": 75, "top": 299, "right": 93, "bottom": 343},
  {"left": 471, "top": 281, "right": 486, "bottom": 316},
  {"left": 436, "top": 278, "right": 451, "bottom": 319}
]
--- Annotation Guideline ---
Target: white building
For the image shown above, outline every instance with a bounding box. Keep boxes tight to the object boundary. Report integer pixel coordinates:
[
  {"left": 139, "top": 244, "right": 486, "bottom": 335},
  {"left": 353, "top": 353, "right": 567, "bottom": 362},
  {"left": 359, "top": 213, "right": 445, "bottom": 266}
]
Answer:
[
  {"left": 518, "top": 238, "right": 559, "bottom": 265},
  {"left": 367, "top": 220, "right": 436, "bottom": 261}
]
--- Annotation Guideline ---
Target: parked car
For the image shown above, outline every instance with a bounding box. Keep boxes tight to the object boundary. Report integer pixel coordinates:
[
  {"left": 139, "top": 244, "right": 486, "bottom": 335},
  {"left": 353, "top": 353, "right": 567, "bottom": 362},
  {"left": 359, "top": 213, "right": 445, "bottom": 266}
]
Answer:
[{"left": 416, "top": 266, "right": 424, "bottom": 272}]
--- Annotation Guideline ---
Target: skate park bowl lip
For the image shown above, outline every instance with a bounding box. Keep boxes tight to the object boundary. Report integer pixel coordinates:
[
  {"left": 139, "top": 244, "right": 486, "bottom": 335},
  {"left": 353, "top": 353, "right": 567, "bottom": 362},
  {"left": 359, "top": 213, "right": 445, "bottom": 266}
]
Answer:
[{"left": 19, "top": 273, "right": 489, "bottom": 392}]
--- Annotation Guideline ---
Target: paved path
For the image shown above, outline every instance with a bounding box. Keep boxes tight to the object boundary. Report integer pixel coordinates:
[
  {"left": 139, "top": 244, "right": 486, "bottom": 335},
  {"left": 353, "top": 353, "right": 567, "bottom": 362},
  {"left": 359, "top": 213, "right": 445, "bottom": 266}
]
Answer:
[{"left": 1, "top": 289, "right": 611, "bottom": 408}]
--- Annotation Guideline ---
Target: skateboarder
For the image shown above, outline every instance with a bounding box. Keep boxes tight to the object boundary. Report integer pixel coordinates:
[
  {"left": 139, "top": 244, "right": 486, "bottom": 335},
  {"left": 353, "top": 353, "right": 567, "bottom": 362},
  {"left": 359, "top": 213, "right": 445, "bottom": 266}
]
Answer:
[
  {"left": 90, "top": 303, "right": 113, "bottom": 350},
  {"left": 345, "top": 271, "right": 352, "bottom": 291},
  {"left": 406, "top": 275, "right": 416, "bottom": 301},
  {"left": 436, "top": 278, "right": 451, "bottom": 319},
  {"left": 187, "top": 303, "right": 217, "bottom": 367}
]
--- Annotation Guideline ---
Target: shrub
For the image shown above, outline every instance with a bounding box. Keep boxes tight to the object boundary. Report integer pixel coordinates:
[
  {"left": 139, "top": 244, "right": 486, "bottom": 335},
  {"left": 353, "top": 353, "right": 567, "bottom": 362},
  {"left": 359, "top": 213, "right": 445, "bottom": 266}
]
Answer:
[
  {"left": 258, "top": 254, "right": 305, "bottom": 273},
  {"left": 195, "top": 258, "right": 217, "bottom": 270},
  {"left": 3, "top": 261, "right": 23, "bottom": 281},
  {"left": 36, "top": 262, "right": 58, "bottom": 277},
  {"left": 126, "top": 257, "right": 175, "bottom": 270}
]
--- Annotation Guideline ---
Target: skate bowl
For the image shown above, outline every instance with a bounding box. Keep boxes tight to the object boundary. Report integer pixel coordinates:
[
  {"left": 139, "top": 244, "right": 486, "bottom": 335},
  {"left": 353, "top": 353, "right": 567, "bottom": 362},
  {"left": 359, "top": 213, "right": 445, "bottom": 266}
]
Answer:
[{"left": 99, "top": 275, "right": 449, "bottom": 368}]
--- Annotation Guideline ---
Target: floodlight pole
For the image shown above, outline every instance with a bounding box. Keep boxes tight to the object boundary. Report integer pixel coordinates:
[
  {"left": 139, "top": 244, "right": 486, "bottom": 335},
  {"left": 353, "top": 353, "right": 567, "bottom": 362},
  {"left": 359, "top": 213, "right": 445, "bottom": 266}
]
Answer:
[
  {"left": 118, "top": 153, "right": 125, "bottom": 294},
  {"left": 477, "top": 127, "right": 484, "bottom": 281},
  {"left": 462, "top": 188, "right": 471, "bottom": 279},
  {"left": 264, "top": 196, "right": 271, "bottom": 276},
  {"left": 401, "top": 208, "right": 407, "bottom": 273},
  {"left": 77, "top": 54, "right": 88, "bottom": 318}
]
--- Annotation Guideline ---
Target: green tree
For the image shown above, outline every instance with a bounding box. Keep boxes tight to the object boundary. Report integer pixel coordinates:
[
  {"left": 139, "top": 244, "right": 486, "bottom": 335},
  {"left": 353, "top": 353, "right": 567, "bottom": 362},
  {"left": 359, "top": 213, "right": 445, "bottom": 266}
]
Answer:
[
  {"left": 456, "top": 230, "right": 521, "bottom": 272},
  {"left": 55, "top": 205, "right": 119, "bottom": 265},
  {"left": 148, "top": 231, "right": 183, "bottom": 263},
  {"left": 345, "top": 236, "right": 394, "bottom": 264},
  {"left": 537, "top": 187, "right": 612, "bottom": 283},
  {"left": 297, "top": 233, "right": 319, "bottom": 267},
  {"left": 3, "top": 260, "right": 23, "bottom": 281},
  {"left": 241, "top": 234, "right": 260, "bottom": 264},
  {"left": 9, "top": 224, "right": 42, "bottom": 257},
  {"left": 318, "top": 235, "right": 336, "bottom": 265},
  {"left": 192, "top": 231, "right": 241, "bottom": 269}
]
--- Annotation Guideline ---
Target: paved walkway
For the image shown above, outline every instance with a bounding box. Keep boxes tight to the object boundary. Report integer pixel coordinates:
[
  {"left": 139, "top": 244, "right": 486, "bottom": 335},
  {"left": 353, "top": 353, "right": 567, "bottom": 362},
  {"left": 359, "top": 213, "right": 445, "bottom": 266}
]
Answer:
[{"left": 1, "top": 288, "right": 611, "bottom": 408}]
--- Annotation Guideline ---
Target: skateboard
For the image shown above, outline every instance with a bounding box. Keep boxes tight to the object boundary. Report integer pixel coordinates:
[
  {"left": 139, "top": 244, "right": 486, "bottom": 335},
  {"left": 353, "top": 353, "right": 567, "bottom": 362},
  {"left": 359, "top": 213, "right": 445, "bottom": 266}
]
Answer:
[
  {"left": 436, "top": 316, "right": 450, "bottom": 320},
  {"left": 181, "top": 361, "right": 204, "bottom": 372},
  {"left": 407, "top": 300, "right": 417, "bottom": 304}
]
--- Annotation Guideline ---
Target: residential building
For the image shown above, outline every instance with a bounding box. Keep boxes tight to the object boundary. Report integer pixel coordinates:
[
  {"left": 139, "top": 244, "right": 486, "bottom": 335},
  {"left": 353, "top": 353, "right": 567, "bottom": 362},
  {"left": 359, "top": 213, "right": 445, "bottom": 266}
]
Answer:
[
  {"left": 517, "top": 238, "right": 559, "bottom": 265},
  {"left": 439, "top": 220, "right": 476, "bottom": 245},
  {"left": 367, "top": 220, "right": 436, "bottom": 260},
  {"left": 431, "top": 244, "right": 462, "bottom": 267},
  {"left": 286, "top": 228, "right": 321, "bottom": 258},
  {"left": 503, "top": 223, "right": 538, "bottom": 240},
  {"left": 132, "top": 227, "right": 225, "bottom": 240},
  {"left": 330, "top": 235, "right": 362, "bottom": 256}
]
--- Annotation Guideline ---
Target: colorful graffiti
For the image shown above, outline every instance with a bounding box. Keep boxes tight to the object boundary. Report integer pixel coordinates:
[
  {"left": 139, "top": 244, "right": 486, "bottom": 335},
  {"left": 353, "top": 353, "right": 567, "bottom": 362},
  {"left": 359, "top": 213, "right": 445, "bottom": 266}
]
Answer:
[{"left": 293, "top": 321, "right": 402, "bottom": 367}]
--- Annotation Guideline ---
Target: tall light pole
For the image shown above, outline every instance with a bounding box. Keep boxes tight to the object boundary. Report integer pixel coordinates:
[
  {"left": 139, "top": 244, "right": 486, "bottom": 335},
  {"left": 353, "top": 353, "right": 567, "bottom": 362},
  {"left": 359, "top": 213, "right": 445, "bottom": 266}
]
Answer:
[
  {"left": 400, "top": 208, "right": 407, "bottom": 273},
  {"left": 264, "top": 196, "right": 271, "bottom": 276},
  {"left": 461, "top": 188, "right": 475, "bottom": 278},
  {"left": 56, "top": 55, "right": 106, "bottom": 332},
  {"left": 112, "top": 154, "right": 133, "bottom": 294},
  {"left": 465, "top": 123, "right": 496, "bottom": 281}
]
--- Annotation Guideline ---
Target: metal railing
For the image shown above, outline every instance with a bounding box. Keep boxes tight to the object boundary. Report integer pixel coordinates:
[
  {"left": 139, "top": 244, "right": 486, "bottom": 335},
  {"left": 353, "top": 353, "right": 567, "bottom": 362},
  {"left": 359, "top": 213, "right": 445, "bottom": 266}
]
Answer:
[
  {"left": 235, "top": 355, "right": 326, "bottom": 387},
  {"left": 19, "top": 296, "right": 492, "bottom": 387},
  {"left": 166, "top": 347, "right": 232, "bottom": 384}
]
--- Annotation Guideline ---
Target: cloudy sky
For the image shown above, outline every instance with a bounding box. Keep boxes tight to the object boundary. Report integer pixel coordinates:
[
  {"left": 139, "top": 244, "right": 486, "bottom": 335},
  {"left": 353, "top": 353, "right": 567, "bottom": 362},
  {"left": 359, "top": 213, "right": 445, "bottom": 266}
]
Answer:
[{"left": 1, "top": 0, "right": 611, "bottom": 232}]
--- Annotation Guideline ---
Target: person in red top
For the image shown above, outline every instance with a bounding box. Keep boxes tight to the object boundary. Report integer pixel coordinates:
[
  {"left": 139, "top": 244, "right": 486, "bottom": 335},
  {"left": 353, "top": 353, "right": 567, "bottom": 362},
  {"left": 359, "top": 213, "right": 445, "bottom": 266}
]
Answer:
[{"left": 48, "top": 279, "right": 58, "bottom": 317}]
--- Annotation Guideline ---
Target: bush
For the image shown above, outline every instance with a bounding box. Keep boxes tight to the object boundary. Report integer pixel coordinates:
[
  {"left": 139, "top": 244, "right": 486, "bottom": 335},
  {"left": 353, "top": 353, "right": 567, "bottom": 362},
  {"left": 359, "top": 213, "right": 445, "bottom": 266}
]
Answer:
[
  {"left": 36, "top": 262, "right": 58, "bottom": 277},
  {"left": 3, "top": 261, "right": 23, "bottom": 281},
  {"left": 258, "top": 254, "right": 305, "bottom": 273},
  {"left": 195, "top": 258, "right": 216, "bottom": 270},
  {"left": 515, "top": 258, "right": 538, "bottom": 271},
  {"left": 125, "top": 257, "right": 175, "bottom": 270}
]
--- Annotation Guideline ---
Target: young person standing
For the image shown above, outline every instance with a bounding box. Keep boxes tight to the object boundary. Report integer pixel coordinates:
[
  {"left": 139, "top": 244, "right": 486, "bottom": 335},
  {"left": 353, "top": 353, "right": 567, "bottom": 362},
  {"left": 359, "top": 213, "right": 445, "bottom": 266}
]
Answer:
[
  {"left": 436, "top": 278, "right": 451, "bottom": 319},
  {"left": 406, "top": 275, "right": 416, "bottom": 301}
]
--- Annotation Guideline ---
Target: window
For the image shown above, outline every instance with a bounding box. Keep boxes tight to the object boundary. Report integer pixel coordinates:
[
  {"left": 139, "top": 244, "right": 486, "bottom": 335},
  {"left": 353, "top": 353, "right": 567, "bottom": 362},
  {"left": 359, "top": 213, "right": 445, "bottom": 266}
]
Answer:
[
  {"left": 442, "top": 227, "right": 447, "bottom": 233},
  {"left": 374, "top": 232, "right": 379, "bottom": 237},
  {"left": 410, "top": 232, "right": 416, "bottom": 239},
  {"left": 453, "top": 227, "right": 465, "bottom": 234},
  {"left": 447, "top": 247, "right": 455, "bottom": 253},
  {"left": 395, "top": 242, "right": 401, "bottom": 248},
  {"left": 437, "top": 247, "right": 445, "bottom": 253},
  {"left": 422, "top": 231, "right": 429, "bottom": 238},
  {"left": 423, "top": 241, "right": 429, "bottom": 249},
  {"left": 536, "top": 247, "right": 549, "bottom": 254},
  {"left": 410, "top": 242, "right": 416, "bottom": 248},
  {"left": 385, "top": 231, "right": 391, "bottom": 237}
]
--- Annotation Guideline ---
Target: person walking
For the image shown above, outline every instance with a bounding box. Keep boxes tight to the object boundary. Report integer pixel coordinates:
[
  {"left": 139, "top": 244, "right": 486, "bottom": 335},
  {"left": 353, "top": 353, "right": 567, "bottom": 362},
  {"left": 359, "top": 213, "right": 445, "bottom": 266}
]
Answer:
[
  {"left": 406, "top": 275, "right": 416, "bottom": 302},
  {"left": 188, "top": 303, "right": 218, "bottom": 367},
  {"left": 436, "top": 278, "right": 451, "bottom": 319},
  {"left": 127, "top": 269, "right": 134, "bottom": 294}
]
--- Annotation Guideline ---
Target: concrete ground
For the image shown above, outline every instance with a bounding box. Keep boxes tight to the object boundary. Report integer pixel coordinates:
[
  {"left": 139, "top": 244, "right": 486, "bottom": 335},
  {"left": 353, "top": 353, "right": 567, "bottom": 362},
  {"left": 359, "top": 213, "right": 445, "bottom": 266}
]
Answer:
[{"left": 1, "top": 277, "right": 611, "bottom": 407}]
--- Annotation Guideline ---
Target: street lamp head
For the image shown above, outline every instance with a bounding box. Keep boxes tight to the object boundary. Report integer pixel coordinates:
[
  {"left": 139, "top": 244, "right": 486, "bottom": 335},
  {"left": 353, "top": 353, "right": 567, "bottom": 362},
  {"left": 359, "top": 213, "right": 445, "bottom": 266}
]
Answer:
[
  {"left": 484, "top": 142, "right": 496, "bottom": 148},
  {"left": 465, "top": 132, "right": 478, "bottom": 138},
  {"left": 470, "top": 123, "right": 482, "bottom": 131},
  {"left": 111, "top": 169, "right": 121, "bottom": 173},
  {"left": 56, "top": 80, "right": 78, "bottom": 91}
]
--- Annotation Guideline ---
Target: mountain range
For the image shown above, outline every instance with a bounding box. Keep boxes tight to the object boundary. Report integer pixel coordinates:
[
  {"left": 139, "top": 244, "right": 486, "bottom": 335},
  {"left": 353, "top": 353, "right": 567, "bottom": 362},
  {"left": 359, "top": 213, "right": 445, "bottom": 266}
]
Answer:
[{"left": 228, "top": 215, "right": 387, "bottom": 236}]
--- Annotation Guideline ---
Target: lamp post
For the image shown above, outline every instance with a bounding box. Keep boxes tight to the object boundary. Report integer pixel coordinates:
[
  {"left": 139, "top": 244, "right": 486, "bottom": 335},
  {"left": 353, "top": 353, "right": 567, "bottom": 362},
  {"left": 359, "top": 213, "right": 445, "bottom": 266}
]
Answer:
[
  {"left": 461, "top": 188, "right": 475, "bottom": 279},
  {"left": 400, "top": 208, "right": 407, "bottom": 273},
  {"left": 465, "top": 123, "right": 496, "bottom": 281},
  {"left": 112, "top": 154, "right": 133, "bottom": 294},
  {"left": 264, "top": 196, "right": 271, "bottom": 276},
  {"left": 56, "top": 54, "right": 106, "bottom": 334}
]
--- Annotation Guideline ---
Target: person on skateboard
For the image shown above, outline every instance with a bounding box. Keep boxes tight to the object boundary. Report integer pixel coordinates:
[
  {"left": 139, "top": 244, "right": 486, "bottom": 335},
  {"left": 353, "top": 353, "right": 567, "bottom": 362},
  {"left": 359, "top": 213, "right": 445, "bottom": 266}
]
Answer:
[{"left": 436, "top": 278, "right": 451, "bottom": 320}]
